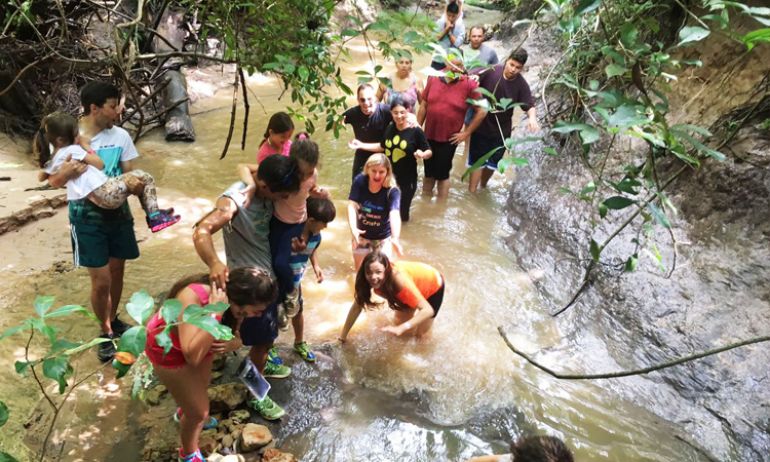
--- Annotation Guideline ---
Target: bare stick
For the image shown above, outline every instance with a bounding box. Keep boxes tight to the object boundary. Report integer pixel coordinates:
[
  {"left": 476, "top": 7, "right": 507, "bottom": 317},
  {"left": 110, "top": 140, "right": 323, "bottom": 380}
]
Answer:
[
  {"left": 220, "top": 72, "right": 239, "bottom": 159},
  {"left": 239, "top": 66, "right": 249, "bottom": 150},
  {"left": 498, "top": 325, "right": 770, "bottom": 380}
]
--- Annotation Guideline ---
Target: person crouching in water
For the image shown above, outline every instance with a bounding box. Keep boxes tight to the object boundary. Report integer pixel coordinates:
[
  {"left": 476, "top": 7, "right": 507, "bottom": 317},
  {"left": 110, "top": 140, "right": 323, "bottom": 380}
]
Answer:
[
  {"left": 144, "top": 267, "right": 277, "bottom": 462},
  {"left": 338, "top": 251, "right": 445, "bottom": 342}
]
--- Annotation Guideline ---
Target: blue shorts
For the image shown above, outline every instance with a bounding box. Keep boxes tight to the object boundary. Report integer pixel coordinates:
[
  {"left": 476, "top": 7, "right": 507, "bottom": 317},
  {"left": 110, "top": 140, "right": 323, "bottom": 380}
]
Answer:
[
  {"left": 467, "top": 132, "right": 505, "bottom": 170},
  {"left": 239, "top": 302, "right": 279, "bottom": 346}
]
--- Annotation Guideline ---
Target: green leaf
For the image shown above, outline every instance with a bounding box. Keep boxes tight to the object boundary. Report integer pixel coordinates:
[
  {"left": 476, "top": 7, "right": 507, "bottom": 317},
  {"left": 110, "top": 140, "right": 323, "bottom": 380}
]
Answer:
[
  {"left": 34, "top": 296, "right": 55, "bottom": 317},
  {"left": 45, "top": 304, "right": 93, "bottom": 320},
  {"left": 0, "top": 401, "right": 8, "bottom": 427},
  {"left": 160, "top": 299, "right": 183, "bottom": 325},
  {"left": 603, "top": 196, "right": 637, "bottom": 209},
  {"left": 606, "top": 104, "right": 649, "bottom": 127},
  {"left": 575, "top": 0, "right": 601, "bottom": 16},
  {"left": 118, "top": 326, "right": 147, "bottom": 357},
  {"left": 50, "top": 339, "right": 80, "bottom": 355},
  {"left": 599, "top": 203, "right": 608, "bottom": 218},
  {"left": 544, "top": 147, "right": 559, "bottom": 156},
  {"left": 297, "top": 66, "right": 309, "bottom": 81},
  {"left": 14, "top": 361, "right": 30, "bottom": 375},
  {"left": 605, "top": 64, "right": 627, "bottom": 78},
  {"left": 625, "top": 255, "right": 639, "bottom": 272},
  {"left": 0, "top": 321, "right": 31, "bottom": 341},
  {"left": 0, "top": 451, "right": 20, "bottom": 462},
  {"left": 156, "top": 326, "right": 173, "bottom": 355},
  {"left": 647, "top": 202, "right": 672, "bottom": 228},
  {"left": 462, "top": 146, "right": 504, "bottom": 181},
  {"left": 62, "top": 337, "right": 110, "bottom": 356},
  {"left": 678, "top": 26, "right": 710, "bottom": 46},
  {"left": 579, "top": 181, "right": 596, "bottom": 198},
  {"left": 552, "top": 121, "right": 600, "bottom": 144},
  {"left": 185, "top": 315, "right": 233, "bottom": 341},
  {"left": 620, "top": 24, "right": 639, "bottom": 48},
  {"left": 741, "top": 28, "right": 770, "bottom": 50},
  {"left": 126, "top": 290, "right": 155, "bottom": 325},
  {"left": 613, "top": 177, "right": 641, "bottom": 194},
  {"left": 42, "top": 357, "right": 73, "bottom": 394},
  {"left": 182, "top": 304, "right": 204, "bottom": 322},
  {"left": 590, "top": 239, "right": 601, "bottom": 261},
  {"left": 201, "top": 302, "right": 230, "bottom": 315}
]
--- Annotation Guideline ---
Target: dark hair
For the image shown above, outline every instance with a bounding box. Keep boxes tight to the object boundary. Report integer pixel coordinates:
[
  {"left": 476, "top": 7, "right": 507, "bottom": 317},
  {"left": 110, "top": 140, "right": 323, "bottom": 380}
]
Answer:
[
  {"left": 357, "top": 83, "right": 375, "bottom": 98},
  {"left": 261, "top": 112, "right": 294, "bottom": 148},
  {"left": 389, "top": 95, "right": 414, "bottom": 112},
  {"left": 258, "top": 154, "right": 300, "bottom": 193},
  {"left": 167, "top": 267, "right": 277, "bottom": 330},
  {"left": 510, "top": 436, "right": 574, "bottom": 462},
  {"left": 307, "top": 197, "right": 336, "bottom": 223},
  {"left": 470, "top": 25, "right": 485, "bottom": 35},
  {"left": 446, "top": 1, "right": 460, "bottom": 14},
  {"left": 290, "top": 138, "right": 320, "bottom": 168},
  {"left": 354, "top": 251, "right": 408, "bottom": 311},
  {"left": 80, "top": 81, "right": 121, "bottom": 115},
  {"left": 36, "top": 112, "right": 78, "bottom": 168},
  {"left": 508, "top": 48, "right": 529, "bottom": 65}
]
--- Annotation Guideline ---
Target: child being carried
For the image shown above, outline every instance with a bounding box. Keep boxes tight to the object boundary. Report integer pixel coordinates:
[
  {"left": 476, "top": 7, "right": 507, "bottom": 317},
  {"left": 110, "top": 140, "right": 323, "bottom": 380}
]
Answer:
[{"left": 37, "top": 112, "right": 180, "bottom": 232}]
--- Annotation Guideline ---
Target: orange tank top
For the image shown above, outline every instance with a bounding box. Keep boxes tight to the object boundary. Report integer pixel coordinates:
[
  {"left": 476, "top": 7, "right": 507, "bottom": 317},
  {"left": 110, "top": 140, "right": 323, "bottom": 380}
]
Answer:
[{"left": 376, "top": 261, "right": 442, "bottom": 309}]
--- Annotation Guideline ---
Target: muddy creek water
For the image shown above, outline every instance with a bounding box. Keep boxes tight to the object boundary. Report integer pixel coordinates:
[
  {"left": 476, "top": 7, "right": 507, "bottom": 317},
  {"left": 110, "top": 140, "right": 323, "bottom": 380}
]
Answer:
[{"left": 1, "top": 13, "right": 709, "bottom": 462}]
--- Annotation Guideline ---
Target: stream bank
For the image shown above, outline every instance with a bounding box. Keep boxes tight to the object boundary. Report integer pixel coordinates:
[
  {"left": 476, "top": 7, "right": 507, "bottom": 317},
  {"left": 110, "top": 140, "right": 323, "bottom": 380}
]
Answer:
[{"left": 500, "top": 7, "right": 770, "bottom": 461}]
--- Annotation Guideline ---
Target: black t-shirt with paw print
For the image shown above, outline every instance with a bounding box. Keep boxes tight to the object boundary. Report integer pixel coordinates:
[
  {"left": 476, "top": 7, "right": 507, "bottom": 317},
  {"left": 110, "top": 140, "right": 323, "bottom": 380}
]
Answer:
[{"left": 381, "top": 123, "right": 430, "bottom": 185}]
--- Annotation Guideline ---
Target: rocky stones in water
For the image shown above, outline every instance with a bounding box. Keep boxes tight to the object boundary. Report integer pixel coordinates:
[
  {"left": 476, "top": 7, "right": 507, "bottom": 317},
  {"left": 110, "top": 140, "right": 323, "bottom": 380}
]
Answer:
[
  {"left": 208, "top": 382, "right": 249, "bottom": 413},
  {"left": 239, "top": 423, "right": 273, "bottom": 452},
  {"left": 261, "top": 448, "right": 297, "bottom": 462}
]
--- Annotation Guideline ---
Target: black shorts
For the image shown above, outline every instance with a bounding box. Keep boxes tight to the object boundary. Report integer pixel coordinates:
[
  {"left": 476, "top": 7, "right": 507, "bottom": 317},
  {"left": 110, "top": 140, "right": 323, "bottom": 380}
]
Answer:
[
  {"left": 468, "top": 132, "right": 505, "bottom": 170},
  {"left": 426, "top": 279, "right": 445, "bottom": 318},
  {"left": 424, "top": 140, "right": 458, "bottom": 181}
]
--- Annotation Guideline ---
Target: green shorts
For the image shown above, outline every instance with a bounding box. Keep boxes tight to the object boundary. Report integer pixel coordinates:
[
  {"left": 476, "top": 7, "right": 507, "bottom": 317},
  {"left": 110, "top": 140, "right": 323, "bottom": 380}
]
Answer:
[{"left": 70, "top": 220, "right": 140, "bottom": 268}]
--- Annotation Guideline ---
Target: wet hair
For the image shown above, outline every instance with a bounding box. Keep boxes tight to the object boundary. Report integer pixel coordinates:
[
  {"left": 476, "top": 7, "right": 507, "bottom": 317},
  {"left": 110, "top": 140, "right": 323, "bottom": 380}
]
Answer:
[
  {"left": 167, "top": 267, "right": 277, "bottom": 330},
  {"left": 510, "top": 436, "right": 574, "bottom": 462},
  {"left": 36, "top": 112, "right": 78, "bottom": 168},
  {"left": 306, "top": 197, "right": 336, "bottom": 223},
  {"left": 357, "top": 83, "right": 376, "bottom": 98},
  {"left": 389, "top": 95, "right": 414, "bottom": 112},
  {"left": 363, "top": 153, "right": 397, "bottom": 189},
  {"left": 80, "top": 81, "right": 121, "bottom": 115},
  {"left": 258, "top": 154, "right": 300, "bottom": 194},
  {"left": 261, "top": 112, "right": 294, "bottom": 148},
  {"left": 290, "top": 138, "right": 320, "bottom": 169},
  {"left": 354, "top": 251, "right": 407, "bottom": 311},
  {"left": 446, "top": 1, "right": 460, "bottom": 14},
  {"left": 508, "top": 48, "right": 529, "bottom": 65}
]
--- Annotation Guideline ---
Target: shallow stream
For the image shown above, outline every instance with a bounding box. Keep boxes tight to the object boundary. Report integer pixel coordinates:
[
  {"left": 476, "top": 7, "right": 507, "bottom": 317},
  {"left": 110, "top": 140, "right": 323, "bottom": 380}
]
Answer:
[{"left": 0, "top": 6, "right": 710, "bottom": 461}]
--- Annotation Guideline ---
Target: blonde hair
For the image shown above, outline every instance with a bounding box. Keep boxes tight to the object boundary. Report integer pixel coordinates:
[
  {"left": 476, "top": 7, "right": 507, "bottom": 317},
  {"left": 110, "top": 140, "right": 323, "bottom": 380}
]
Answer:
[{"left": 363, "top": 153, "right": 397, "bottom": 189}]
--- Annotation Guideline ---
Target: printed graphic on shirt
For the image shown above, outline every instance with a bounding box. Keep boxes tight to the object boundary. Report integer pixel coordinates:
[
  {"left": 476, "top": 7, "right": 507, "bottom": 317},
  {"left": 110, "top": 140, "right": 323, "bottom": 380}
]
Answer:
[{"left": 384, "top": 135, "right": 408, "bottom": 163}]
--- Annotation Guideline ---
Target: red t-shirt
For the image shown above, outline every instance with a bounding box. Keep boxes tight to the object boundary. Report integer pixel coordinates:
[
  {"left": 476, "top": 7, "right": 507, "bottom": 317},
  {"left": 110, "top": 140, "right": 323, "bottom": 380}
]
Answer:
[{"left": 422, "top": 75, "right": 480, "bottom": 142}]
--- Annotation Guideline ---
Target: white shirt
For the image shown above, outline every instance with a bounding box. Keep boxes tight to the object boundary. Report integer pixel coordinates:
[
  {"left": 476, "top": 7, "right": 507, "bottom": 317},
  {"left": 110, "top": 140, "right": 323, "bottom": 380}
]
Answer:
[{"left": 44, "top": 145, "right": 108, "bottom": 201}]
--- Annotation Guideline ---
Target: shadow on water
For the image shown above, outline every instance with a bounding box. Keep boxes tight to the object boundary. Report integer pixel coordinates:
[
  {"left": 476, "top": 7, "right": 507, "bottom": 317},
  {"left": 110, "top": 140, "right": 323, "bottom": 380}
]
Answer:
[{"left": 0, "top": 6, "right": 714, "bottom": 461}]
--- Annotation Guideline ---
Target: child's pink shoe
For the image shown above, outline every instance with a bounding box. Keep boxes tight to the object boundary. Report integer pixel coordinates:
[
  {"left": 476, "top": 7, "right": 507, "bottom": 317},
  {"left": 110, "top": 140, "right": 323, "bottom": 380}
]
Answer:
[
  {"left": 178, "top": 448, "right": 205, "bottom": 462},
  {"left": 147, "top": 210, "right": 181, "bottom": 233}
]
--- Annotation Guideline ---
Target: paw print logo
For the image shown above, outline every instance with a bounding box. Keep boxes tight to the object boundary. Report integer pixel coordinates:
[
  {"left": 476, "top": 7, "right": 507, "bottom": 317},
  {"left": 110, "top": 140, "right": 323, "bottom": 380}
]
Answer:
[{"left": 384, "top": 135, "right": 408, "bottom": 163}]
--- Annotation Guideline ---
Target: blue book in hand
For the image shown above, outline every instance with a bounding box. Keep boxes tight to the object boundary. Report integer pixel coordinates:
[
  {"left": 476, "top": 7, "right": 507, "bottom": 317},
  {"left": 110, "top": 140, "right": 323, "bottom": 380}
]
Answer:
[{"left": 237, "top": 357, "right": 271, "bottom": 401}]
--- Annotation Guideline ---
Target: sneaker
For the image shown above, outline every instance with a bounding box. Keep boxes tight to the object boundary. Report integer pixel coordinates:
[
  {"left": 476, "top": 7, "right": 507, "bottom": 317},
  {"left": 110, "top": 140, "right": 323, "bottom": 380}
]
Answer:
[
  {"left": 293, "top": 341, "right": 316, "bottom": 363},
  {"left": 173, "top": 408, "right": 218, "bottom": 430},
  {"left": 267, "top": 346, "right": 283, "bottom": 366},
  {"left": 147, "top": 210, "right": 181, "bottom": 233},
  {"left": 283, "top": 290, "right": 301, "bottom": 318},
  {"left": 263, "top": 360, "right": 291, "bottom": 379},
  {"left": 97, "top": 333, "right": 116, "bottom": 363},
  {"left": 178, "top": 448, "right": 205, "bottom": 462},
  {"left": 249, "top": 395, "right": 285, "bottom": 421},
  {"left": 111, "top": 316, "right": 131, "bottom": 337}
]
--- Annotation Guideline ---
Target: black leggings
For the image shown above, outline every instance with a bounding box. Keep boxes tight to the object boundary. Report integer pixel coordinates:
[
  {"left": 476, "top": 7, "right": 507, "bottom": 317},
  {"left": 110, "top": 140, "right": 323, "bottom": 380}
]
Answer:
[
  {"left": 398, "top": 178, "right": 417, "bottom": 222},
  {"left": 426, "top": 279, "right": 445, "bottom": 318}
]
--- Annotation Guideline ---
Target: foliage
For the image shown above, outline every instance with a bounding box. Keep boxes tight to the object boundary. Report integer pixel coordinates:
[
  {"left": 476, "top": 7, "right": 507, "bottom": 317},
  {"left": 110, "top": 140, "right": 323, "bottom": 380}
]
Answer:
[
  {"left": 515, "top": 0, "right": 769, "bottom": 295},
  {"left": 0, "top": 291, "right": 231, "bottom": 460}
]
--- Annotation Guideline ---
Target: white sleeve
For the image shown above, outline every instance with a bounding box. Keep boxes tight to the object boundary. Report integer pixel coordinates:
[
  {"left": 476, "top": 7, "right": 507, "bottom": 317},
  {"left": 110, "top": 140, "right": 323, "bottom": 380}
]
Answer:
[{"left": 118, "top": 128, "right": 139, "bottom": 162}]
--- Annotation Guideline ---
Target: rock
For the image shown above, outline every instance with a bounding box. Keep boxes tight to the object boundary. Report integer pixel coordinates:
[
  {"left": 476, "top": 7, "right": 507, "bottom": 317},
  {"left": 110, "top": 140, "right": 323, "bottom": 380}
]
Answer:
[
  {"left": 222, "top": 433, "right": 234, "bottom": 450},
  {"left": 212, "top": 371, "right": 224, "bottom": 381},
  {"left": 228, "top": 409, "right": 250, "bottom": 424},
  {"left": 239, "top": 423, "right": 272, "bottom": 452},
  {"left": 145, "top": 389, "right": 162, "bottom": 406},
  {"left": 208, "top": 383, "right": 248, "bottom": 413},
  {"left": 261, "top": 448, "right": 297, "bottom": 462},
  {"left": 200, "top": 429, "right": 220, "bottom": 455},
  {"left": 212, "top": 354, "right": 227, "bottom": 371}
]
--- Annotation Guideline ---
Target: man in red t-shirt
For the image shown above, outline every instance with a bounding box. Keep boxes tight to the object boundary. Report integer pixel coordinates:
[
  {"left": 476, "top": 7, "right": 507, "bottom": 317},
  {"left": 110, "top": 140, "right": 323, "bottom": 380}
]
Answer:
[{"left": 417, "top": 52, "right": 486, "bottom": 200}]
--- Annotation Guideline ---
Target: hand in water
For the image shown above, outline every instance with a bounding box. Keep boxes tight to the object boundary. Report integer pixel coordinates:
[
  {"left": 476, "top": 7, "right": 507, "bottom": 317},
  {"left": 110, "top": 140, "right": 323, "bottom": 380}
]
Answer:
[
  {"left": 209, "top": 262, "right": 229, "bottom": 290},
  {"left": 381, "top": 324, "right": 406, "bottom": 336}
]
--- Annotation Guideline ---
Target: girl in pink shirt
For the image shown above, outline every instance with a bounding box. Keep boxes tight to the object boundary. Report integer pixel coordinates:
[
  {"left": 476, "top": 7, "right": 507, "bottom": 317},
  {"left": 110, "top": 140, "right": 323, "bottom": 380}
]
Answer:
[{"left": 256, "top": 112, "right": 294, "bottom": 163}]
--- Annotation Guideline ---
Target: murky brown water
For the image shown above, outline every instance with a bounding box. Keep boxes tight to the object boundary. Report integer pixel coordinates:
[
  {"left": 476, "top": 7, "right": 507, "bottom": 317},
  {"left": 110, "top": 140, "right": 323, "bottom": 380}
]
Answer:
[{"left": 0, "top": 7, "right": 711, "bottom": 461}]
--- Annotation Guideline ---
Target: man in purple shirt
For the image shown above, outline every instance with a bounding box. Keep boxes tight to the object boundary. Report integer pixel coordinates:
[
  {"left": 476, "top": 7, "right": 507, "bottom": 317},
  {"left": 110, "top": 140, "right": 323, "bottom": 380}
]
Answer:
[{"left": 468, "top": 48, "right": 540, "bottom": 192}]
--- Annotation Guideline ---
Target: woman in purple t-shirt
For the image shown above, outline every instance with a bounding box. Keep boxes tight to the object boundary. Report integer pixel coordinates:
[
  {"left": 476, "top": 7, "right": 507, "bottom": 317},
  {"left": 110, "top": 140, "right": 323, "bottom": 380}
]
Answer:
[{"left": 347, "top": 154, "right": 403, "bottom": 270}]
